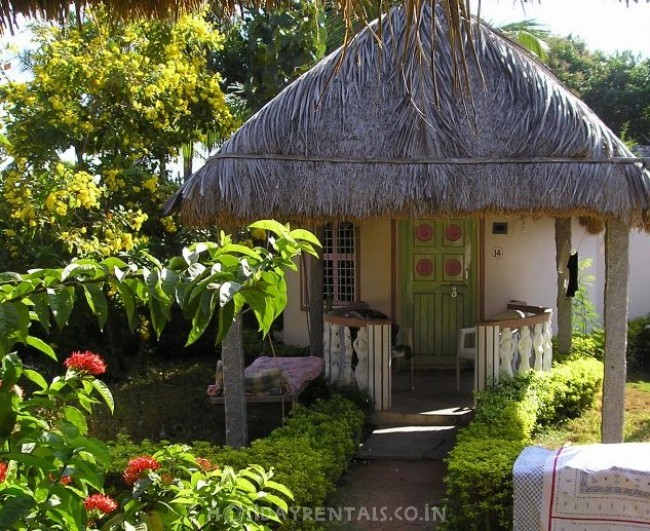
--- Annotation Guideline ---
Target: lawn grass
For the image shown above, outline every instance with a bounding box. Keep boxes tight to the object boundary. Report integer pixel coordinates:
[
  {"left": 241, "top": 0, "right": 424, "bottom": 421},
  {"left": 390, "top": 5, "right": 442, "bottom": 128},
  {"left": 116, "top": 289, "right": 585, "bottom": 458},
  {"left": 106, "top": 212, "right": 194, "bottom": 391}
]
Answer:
[{"left": 533, "top": 380, "right": 650, "bottom": 447}]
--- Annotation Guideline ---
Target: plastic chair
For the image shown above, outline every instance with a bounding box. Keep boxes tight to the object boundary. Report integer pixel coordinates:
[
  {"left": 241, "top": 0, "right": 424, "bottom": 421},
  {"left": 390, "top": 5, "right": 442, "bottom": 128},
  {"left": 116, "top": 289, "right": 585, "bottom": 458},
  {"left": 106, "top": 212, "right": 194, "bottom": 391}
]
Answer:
[{"left": 456, "top": 327, "right": 476, "bottom": 391}]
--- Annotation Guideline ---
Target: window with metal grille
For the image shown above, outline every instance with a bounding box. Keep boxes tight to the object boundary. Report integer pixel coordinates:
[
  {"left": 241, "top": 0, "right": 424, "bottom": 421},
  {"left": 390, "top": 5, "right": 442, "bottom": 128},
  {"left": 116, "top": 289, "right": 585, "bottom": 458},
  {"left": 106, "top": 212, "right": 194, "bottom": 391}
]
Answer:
[{"left": 322, "top": 222, "right": 357, "bottom": 306}]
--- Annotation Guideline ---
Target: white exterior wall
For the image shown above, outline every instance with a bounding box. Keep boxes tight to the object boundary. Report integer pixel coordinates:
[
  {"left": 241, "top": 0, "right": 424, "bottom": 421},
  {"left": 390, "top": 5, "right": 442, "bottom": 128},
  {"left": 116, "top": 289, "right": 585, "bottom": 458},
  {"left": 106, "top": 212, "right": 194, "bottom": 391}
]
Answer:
[
  {"left": 282, "top": 220, "right": 393, "bottom": 346},
  {"left": 483, "top": 216, "right": 650, "bottom": 331}
]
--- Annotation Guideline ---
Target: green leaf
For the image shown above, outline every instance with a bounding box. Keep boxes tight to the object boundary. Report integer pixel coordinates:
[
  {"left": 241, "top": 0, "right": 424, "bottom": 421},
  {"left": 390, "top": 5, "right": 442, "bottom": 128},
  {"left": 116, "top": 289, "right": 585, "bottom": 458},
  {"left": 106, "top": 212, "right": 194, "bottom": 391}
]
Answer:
[
  {"left": 30, "top": 292, "right": 51, "bottom": 334},
  {"left": 2, "top": 452, "right": 55, "bottom": 471},
  {"left": 71, "top": 437, "right": 111, "bottom": 467},
  {"left": 264, "top": 479, "right": 294, "bottom": 500},
  {"left": 0, "top": 494, "right": 36, "bottom": 527},
  {"left": 216, "top": 299, "right": 235, "bottom": 345},
  {"left": 258, "top": 492, "right": 289, "bottom": 513},
  {"left": 91, "top": 379, "right": 114, "bottom": 414},
  {"left": 46, "top": 286, "right": 75, "bottom": 330},
  {"left": 61, "top": 261, "right": 100, "bottom": 281},
  {"left": 0, "top": 272, "right": 22, "bottom": 284},
  {"left": 25, "top": 335, "right": 57, "bottom": 361},
  {"left": 159, "top": 268, "right": 180, "bottom": 301},
  {"left": 249, "top": 220, "right": 290, "bottom": 237},
  {"left": 186, "top": 290, "right": 217, "bottom": 346},
  {"left": 69, "top": 457, "right": 105, "bottom": 491},
  {"left": 241, "top": 288, "right": 275, "bottom": 335},
  {"left": 23, "top": 369, "right": 48, "bottom": 390},
  {"left": 82, "top": 283, "right": 108, "bottom": 331},
  {"left": 0, "top": 301, "right": 30, "bottom": 355},
  {"left": 1, "top": 352, "right": 23, "bottom": 387},
  {"left": 100, "top": 257, "right": 128, "bottom": 269},
  {"left": 108, "top": 278, "right": 136, "bottom": 331},
  {"left": 62, "top": 406, "right": 88, "bottom": 436},
  {"left": 148, "top": 297, "right": 169, "bottom": 339},
  {"left": 289, "top": 228, "right": 321, "bottom": 247},
  {"left": 219, "top": 281, "right": 242, "bottom": 306}
]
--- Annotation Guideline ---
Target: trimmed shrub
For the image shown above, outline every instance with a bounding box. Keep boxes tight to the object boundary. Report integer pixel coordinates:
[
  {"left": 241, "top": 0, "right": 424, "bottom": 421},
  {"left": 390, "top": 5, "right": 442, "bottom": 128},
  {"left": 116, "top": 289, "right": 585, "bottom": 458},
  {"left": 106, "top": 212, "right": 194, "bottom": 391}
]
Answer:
[
  {"left": 107, "top": 394, "right": 364, "bottom": 529},
  {"left": 628, "top": 314, "right": 650, "bottom": 372},
  {"left": 442, "top": 356, "right": 603, "bottom": 530},
  {"left": 445, "top": 438, "right": 525, "bottom": 530}
]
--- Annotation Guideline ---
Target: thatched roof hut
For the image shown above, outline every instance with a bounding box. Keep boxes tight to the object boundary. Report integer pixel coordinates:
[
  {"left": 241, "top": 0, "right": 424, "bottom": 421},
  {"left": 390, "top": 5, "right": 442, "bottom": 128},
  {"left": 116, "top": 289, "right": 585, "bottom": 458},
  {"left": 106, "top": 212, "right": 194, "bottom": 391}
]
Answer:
[{"left": 166, "top": 0, "right": 650, "bottom": 227}]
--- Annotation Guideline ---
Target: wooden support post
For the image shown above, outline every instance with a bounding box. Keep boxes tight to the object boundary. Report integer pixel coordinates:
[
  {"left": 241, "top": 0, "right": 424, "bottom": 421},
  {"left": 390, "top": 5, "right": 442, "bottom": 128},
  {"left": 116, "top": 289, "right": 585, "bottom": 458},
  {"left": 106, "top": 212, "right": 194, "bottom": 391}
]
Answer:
[
  {"left": 222, "top": 315, "right": 248, "bottom": 448},
  {"left": 602, "top": 218, "right": 629, "bottom": 444},
  {"left": 555, "top": 217, "right": 572, "bottom": 355}
]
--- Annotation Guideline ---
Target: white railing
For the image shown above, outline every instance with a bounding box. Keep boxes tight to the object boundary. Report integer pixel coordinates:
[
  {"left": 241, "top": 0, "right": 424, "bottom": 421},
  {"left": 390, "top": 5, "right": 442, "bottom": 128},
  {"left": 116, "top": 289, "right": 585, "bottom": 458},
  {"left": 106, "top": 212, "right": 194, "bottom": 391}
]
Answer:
[
  {"left": 323, "top": 314, "right": 392, "bottom": 411},
  {"left": 476, "top": 303, "right": 553, "bottom": 392}
]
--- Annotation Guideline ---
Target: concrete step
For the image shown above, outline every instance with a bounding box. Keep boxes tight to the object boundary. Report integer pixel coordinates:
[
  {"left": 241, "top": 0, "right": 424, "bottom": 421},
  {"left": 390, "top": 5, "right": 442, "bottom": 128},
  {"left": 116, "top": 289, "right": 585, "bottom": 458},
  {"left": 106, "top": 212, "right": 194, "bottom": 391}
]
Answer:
[
  {"left": 372, "top": 407, "right": 474, "bottom": 428},
  {"left": 356, "top": 425, "right": 458, "bottom": 461}
]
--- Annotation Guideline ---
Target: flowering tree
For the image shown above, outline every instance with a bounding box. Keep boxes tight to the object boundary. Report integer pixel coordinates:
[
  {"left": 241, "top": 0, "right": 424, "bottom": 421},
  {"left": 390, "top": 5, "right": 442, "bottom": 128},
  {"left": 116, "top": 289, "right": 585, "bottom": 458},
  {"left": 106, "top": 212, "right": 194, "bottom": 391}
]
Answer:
[
  {"left": 0, "top": 351, "right": 292, "bottom": 529},
  {"left": 0, "top": 221, "right": 316, "bottom": 528},
  {"left": 0, "top": 8, "right": 235, "bottom": 270}
]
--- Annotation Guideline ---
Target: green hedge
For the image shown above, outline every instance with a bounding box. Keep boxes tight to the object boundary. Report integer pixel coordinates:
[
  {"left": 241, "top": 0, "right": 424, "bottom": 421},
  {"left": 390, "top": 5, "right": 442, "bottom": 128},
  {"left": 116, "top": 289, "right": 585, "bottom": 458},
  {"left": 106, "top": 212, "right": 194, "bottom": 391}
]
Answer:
[
  {"left": 107, "top": 394, "right": 364, "bottom": 529},
  {"left": 443, "top": 356, "right": 603, "bottom": 530}
]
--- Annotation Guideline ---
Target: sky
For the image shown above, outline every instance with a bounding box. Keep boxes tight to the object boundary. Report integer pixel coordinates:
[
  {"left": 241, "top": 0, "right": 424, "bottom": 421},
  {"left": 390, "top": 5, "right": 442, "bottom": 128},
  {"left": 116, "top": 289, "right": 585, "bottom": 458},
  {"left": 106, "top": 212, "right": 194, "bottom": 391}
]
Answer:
[
  {"left": 1, "top": 1, "right": 649, "bottom": 62},
  {"left": 474, "top": 0, "right": 650, "bottom": 57}
]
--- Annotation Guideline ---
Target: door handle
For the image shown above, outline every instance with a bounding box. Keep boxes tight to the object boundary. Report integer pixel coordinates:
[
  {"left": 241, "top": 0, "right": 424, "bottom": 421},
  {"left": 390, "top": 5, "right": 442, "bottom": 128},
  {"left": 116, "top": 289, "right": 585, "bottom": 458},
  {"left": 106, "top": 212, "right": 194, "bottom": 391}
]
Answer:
[{"left": 451, "top": 287, "right": 458, "bottom": 298}]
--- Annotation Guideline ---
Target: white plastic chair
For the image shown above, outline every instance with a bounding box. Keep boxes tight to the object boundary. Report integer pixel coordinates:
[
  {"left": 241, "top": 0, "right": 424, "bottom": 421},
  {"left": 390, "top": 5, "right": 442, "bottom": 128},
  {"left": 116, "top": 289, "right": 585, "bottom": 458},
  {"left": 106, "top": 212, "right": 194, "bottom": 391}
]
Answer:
[{"left": 456, "top": 327, "right": 476, "bottom": 391}]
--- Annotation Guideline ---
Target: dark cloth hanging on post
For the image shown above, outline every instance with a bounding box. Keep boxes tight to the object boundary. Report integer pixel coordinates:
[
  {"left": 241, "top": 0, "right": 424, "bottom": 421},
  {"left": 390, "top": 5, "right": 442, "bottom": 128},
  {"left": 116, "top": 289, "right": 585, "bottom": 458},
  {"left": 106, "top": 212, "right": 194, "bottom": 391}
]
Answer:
[{"left": 566, "top": 252, "right": 579, "bottom": 297}]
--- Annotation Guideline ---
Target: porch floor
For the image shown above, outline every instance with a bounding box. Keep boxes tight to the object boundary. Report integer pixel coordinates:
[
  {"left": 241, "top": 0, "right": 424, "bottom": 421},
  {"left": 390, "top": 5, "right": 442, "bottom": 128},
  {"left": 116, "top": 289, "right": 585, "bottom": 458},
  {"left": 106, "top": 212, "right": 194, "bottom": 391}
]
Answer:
[
  {"left": 359, "top": 368, "right": 474, "bottom": 461},
  {"left": 389, "top": 367, "right": 474, "bottom": 415}
]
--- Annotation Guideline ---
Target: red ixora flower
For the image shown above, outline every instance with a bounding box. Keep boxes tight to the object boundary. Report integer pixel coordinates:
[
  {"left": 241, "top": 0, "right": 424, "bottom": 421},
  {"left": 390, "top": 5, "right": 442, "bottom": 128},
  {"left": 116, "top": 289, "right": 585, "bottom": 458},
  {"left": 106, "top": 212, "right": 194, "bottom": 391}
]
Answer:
[
  {"left": 84, "top": 493, "right": 118, "bottom": 514},
  {"left": 0, "top": 461, "right": 7, "bottom": 483},
  {"left": 63, "top": 351, "right": 107, "bottom": 375},
  {"left": 122, "top": 456, "right": 161, "bottom": 486}
]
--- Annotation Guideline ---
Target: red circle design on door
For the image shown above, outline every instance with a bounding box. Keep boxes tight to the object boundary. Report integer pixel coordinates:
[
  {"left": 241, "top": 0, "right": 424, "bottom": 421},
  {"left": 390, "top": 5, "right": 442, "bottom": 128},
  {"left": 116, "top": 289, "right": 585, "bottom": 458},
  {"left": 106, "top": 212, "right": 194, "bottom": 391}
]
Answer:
[
  {"left": 445, "top": 258, "right": 462, "bottom": 277},
  {"left": 415, "top": 258, "right": 434, "bottom": 277},
  {"left": 445, "top": 223, "right": 463, "bottom": 242},
  {"left": 415, "top": 223, "right": 433, "bottom": 242}
]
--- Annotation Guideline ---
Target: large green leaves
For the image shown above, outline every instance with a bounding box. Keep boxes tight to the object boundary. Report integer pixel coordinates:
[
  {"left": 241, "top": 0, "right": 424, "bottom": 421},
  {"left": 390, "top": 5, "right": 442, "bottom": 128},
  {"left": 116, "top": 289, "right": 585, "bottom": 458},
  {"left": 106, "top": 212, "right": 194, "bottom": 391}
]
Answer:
[{"left": 0, "top": 221, "right": 318, "bottom": 364}]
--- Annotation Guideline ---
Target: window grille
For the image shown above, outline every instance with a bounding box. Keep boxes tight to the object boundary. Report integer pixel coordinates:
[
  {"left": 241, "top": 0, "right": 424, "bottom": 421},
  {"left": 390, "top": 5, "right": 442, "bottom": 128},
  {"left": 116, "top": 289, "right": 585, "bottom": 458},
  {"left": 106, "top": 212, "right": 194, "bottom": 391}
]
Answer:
[{"left": 322, "top": 222, "right": 357, "bottom": 306}]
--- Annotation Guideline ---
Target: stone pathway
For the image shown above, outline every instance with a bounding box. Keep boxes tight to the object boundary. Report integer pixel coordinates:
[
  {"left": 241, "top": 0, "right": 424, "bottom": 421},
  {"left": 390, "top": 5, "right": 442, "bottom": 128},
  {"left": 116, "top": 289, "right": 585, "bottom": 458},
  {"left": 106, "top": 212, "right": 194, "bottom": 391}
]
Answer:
[{"left": 321, "top": 370, "right": 473, "bottom": 530}]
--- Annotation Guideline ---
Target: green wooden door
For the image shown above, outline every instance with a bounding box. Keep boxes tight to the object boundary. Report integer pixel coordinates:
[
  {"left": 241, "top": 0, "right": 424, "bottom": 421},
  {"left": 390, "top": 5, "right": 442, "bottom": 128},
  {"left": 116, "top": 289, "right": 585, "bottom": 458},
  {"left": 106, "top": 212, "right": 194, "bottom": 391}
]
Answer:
[{"left": 401, "top": 219, "right": 477, "bottom": 365}]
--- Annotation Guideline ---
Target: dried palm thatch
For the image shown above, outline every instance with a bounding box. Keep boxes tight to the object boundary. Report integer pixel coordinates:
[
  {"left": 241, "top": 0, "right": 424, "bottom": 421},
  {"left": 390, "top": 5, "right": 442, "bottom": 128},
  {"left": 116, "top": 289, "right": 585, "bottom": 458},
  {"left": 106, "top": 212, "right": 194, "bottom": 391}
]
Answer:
[
  {"left": 166, "top": 0, "right": 650, "bottom": 227},
  {"left": 0, "top": 0, "right": 204, "bottom": 33}
]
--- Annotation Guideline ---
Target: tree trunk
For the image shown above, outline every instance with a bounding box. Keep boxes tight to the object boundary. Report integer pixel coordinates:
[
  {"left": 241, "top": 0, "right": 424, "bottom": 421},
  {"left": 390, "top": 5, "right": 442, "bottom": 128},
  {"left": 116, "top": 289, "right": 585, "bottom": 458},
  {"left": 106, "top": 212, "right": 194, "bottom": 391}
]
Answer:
[
  {"left": 602, "top": 218, "right": 629, "bottom": 444},
  {"left": 309, "top": 226, "right": 325, "bottom": 358},
  {"left": 222, "top": 315, "right": 248, "bottom": 447},
  {"left": 555, "top": 217, "right": 573, "bottom": 354}
]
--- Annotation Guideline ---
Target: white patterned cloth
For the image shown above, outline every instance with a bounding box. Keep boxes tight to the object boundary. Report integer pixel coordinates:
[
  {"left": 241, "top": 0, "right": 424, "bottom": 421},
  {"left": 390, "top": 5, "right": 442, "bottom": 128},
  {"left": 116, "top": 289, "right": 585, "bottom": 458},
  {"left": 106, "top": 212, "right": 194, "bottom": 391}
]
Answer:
[
  {"left": 514, "top": 444, "right": 650, "bottom": 530},
  {"left": 514, "top": 446, "right": 550, "bottom": 530}
]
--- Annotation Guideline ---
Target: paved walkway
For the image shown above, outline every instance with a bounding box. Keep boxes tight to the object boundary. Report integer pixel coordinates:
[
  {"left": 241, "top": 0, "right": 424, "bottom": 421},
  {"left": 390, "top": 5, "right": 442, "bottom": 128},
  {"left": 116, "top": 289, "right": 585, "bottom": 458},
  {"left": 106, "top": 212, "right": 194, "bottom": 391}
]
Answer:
[{"left": 323, "top": 370, "right": 472, "bottom": 530}]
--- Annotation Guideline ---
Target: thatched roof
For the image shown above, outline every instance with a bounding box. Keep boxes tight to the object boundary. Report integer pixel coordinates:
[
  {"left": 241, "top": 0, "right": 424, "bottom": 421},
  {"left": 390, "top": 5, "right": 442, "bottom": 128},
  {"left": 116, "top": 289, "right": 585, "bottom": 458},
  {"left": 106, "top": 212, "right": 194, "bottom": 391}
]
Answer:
[
  {"left": 166, "top": 0, "right": 650, "bottom": 227},
  {"left": 0, "top": 0, "right": 205, "bottom": 33}
]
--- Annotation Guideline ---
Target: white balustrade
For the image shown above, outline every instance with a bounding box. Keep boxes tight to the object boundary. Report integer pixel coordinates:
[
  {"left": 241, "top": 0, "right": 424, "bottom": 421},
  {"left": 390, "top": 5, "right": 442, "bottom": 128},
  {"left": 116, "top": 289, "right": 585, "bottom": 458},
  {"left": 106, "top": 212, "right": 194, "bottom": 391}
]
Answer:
[
  {"left": 353, "top": 327, "right": 369, "bottom": 391},
  {"left": 499, "top": 327, "right": 516, "bottom": 377},
  {"left": 476, "top": 304, "right": 553, "bottom": 392},
  {"left": 342, "top": 326, "right": 354, "bottom": 385},
  {"left": 323, "top": 314, "right": 392, "bottom": 410},
  {"left": 517, "top": 326, "right": 533, "bottom": 373},
  {"left": 542, "top": 321, "right": 553, "bottom": 371},
  {"left": 330, "top": 325, "right": 341, "bottom": 383},
  {"left": 533, "top": 323, "right": 544, "bottom": 371},
  {"left": 323, "top": 321, "right": 332, "bottom": 380}
]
